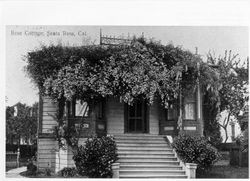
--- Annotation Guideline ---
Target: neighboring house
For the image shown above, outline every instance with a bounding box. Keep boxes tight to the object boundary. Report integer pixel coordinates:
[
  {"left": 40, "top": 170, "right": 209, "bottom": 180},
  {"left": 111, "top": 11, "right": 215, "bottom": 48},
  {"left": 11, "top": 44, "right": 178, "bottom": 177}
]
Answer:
[
  {"left": 220, "top": 118, "right": 241, "bottom": 143},
  {"left": 218, "top": 109, "right": 246, "bottom": 143}
]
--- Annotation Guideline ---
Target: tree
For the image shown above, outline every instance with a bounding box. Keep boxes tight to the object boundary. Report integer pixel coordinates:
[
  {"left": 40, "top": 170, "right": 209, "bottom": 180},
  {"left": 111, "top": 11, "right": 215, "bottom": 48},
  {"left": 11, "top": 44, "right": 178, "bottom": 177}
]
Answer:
[
  {"left": 203, "top": 92, "right": 222, "bottom": 147},
  {"left": 6, "top": 102, "right": 38, "bottom": 145},
  {"left": 207, "top": 51, "right": 249, "bottom": 143}
]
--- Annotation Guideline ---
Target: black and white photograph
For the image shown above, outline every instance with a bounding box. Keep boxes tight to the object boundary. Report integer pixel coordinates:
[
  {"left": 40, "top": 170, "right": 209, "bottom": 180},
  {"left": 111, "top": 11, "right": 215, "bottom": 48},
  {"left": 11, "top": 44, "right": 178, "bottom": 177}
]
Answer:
[{"left": 2, "top": 1, "right": 249, "bottom": 180}]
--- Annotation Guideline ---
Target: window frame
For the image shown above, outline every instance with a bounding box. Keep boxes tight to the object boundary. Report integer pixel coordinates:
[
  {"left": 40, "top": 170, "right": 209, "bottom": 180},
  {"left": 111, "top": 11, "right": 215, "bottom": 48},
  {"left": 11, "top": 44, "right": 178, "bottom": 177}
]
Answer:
[
  {"left": 164, "top": 101, "right": 179, "bottom": 121},
  {"left": 183, "top": 92, "right": 197, "bottom": 121},
  {"left": 124, "top": 98, "right": 149, "bottom": 133},
  {"left": 72, "top": 99, "right": 90, "bottom": 118}
]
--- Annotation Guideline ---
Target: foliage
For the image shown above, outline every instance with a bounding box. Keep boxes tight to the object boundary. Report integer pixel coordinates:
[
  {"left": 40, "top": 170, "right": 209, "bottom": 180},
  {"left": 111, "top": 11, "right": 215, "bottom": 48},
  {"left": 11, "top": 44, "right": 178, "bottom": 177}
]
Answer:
[
  {"left": 6, "top": 102, "right": 38, "bottom": 145},
  {"left": 207, "top": 51, "right": 249, "bottom": 142},
  {"left": 51, "top": 105, "right": 87, "bottom": 150},
  {"left": 235, "top": 128, "right": 248, "bottom": 152},
  {"left": 172, "top": 134, "right": 220, "bottom": 172},
  {"left": 58, "top": 167, "right": 78, "bottom": 177},
  {"left": 235, "top": 107, "right": 248, "bottom": 151},
  {"left": 26, "top": 160, "right": 37, "bottom": 176},
  {"left": 6, "top": 144, "right": 37, "bottom": 159},
  {"left": 45, "top": 168, "right": 52, "bottom": 176},
  {"left": 53, "top": 123, "right": 80, "bottom": 150},
  {"left": 24, "top": 37, "right": 221, "bottom": 108},
  {"left": 73, "top": 135, "right": 118, "bottom": 178},
  {"left": 203, "top": 93, "right": 222, "bottom": 147}
]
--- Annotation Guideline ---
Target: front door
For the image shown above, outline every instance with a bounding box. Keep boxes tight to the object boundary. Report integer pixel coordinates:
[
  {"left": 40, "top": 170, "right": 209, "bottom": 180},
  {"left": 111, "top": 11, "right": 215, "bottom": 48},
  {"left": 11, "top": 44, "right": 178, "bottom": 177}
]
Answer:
[{"left": 125, "top": 99, "right": 148, "bottom": 133}]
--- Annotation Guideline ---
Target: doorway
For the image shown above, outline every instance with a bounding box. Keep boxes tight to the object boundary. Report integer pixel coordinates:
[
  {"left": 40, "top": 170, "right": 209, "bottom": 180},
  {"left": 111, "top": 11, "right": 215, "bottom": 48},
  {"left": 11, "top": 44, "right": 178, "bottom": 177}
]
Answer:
[{"left": 125, "top": 99, "right": 148, "bottom": 133}]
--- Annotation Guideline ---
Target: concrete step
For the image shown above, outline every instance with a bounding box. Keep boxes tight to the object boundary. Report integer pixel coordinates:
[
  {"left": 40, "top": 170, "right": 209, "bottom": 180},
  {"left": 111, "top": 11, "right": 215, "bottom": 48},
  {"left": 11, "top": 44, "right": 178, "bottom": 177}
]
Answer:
[
  {"left": 117, "top": 146, "right": 172, "bottom": 151},
  {"left": 115, "top": 139, "right": 165, "bottom": 143},
  {"left": 119, "top": 161, "right": 180, "bottom": 166},
  {"left": 120, "top": 170, "right": 186, "bottom": 176},
  {"left": 117, "top": 143, "right": 168, "bottom": 147},
  {"left": 115, "top": 134, "right": 162, "bottom": 137},
  {"left": 118, "top": 152, "right": 175, "bottom": 157},
  {"left": 117, "top": 150, "right": 173, "bottom": 155},
  {"left": 118, "top": 154, "right": 176, "bottom": 159},
  {"left": 119, "top": 174, "right": 187, "bottom": 178},
  {"left": 118, "top": 157, "right": 177, "bottom": 162},
  {"left": 114, "top": 134, "right": 187, "bottom": 179},
  {"left": 120, "top": 165, "right": 183, "bottom": 170},
  {"left": 115, "top": 136, "right": 165, "bottom": 140}
]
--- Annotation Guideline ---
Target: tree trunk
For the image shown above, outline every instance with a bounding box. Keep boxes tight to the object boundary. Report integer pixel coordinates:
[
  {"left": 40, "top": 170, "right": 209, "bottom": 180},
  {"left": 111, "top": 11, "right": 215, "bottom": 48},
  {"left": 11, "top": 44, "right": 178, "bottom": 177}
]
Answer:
[
  {"left": 218, "top": 112, "right": 231, "bottom": 143},
  {"left": 224, "top": 126, "right": 228, "bottom": 143}
]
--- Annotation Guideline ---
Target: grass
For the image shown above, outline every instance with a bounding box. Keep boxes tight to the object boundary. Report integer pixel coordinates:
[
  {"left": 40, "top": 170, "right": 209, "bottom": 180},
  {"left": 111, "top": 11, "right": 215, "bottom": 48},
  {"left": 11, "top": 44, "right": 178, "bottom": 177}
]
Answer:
[
  {"left": 20, "top": 170, "right": 87, "bottom": 178},
  {"left": 16, "top": 165, "right": 249, "bottom": 178},
  {"left": 197, "top": 165, "right": 249, "bottom": 178}
]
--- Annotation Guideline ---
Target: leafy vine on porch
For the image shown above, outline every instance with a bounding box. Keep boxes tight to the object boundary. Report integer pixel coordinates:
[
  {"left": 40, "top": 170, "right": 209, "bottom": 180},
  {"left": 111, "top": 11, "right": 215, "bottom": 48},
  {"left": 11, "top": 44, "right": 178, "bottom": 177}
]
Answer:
[
  {"left": 25, "top": 37, "right": 221, "bottom": 108},
  {"left": 22, "top": 35, "right": 249, "bottom": 177}
]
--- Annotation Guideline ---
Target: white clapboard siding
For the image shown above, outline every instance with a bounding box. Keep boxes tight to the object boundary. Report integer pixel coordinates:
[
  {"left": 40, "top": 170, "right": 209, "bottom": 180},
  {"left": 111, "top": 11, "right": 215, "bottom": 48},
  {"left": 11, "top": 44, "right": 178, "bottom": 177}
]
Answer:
[
  {"left": 37, "top": 138, "right": 56, "bottom": 171},
  {"left": 38, "top": 162, "right": 56, "bottom": 168},
  {"left": 42, "top": 97, "right": 58, "bottom": 133},
  {"left": 106, "top": 97, "right": 160, "bottom": 135},
  {"left": 42, "top": 120, "right": 57, "bottom": 126},
  {"left": 43, "top": 106, "right": 58, "bottom": 112},
  {"left": 106, "top": 97, "right": 124, "bottom": 134}
]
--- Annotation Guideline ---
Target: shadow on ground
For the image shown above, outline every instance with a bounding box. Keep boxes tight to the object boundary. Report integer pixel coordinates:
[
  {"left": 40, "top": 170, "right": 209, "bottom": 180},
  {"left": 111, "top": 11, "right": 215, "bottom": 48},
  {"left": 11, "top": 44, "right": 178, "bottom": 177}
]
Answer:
[{"left": 197, "top": 165, "right": 249, "bottom": 178}]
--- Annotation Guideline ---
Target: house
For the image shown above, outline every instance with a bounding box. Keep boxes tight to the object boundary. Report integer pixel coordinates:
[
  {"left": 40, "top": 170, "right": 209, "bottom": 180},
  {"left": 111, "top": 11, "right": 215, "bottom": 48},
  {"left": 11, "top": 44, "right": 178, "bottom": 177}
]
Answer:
[
  {"left": 219, "top": 114, "right": 241, "bottom": 143},
  {"left": 37, "top": 84, "right": 204, "bottom": 178},
  {"left": 31, "top": 36, "right": 219, "bottom": 178}
]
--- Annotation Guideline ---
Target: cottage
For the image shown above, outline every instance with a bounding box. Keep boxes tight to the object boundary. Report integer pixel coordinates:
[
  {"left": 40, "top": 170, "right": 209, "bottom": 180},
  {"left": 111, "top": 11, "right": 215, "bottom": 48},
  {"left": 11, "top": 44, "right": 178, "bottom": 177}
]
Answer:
[
  {"left": 38, "top": 90, "right": 203, "bottom": 176},
  {"left": 27, "top": 37, "right": 219, "bottom": 178}
]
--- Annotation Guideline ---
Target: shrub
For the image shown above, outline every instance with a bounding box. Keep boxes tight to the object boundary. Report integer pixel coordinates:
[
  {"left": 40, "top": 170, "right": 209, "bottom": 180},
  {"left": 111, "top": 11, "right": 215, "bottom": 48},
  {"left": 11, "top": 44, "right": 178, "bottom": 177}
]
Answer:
[
  {"left": 172, "top": 134, "right": 220, "bottom": 172},
  {"left": 73, "top": 135, "right": 118, "bottom": 178},
  {"left": 58, "top": 167, "right": 78, "bottom": 177},
  {"left": 6, "top": 144, "right": 37, "bottom": 158},
  {"left": 26, "top": 161, "right": 37, "bottom": 176},
  {"left": 45, "top": 168, "right": 51, "bottom": 176},
  {"left": 236, "top": 129, "right": 248, "bottom": 152}
]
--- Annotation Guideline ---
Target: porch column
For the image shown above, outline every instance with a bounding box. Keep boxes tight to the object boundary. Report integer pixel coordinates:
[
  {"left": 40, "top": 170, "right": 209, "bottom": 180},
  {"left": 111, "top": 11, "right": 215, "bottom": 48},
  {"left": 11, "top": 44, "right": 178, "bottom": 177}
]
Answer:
[
  {"left": 196, "top": 62, "right": 203, "bottom": 135},
  {"left": 197, "top": 85, "right": 203, "bottom": 135}
]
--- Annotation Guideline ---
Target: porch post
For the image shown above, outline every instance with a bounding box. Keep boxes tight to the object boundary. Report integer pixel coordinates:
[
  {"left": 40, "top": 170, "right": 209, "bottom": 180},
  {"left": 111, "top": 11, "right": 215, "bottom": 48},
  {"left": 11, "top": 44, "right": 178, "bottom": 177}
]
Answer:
[
  {"left": 17, "top": 148, "right": 20, "bottom": 167},
  {"left": 196, "top": 62, "right": 203, "bottom": 135},
  {"left": 111, "top": 163, "right": 120, "bottom": 178}
]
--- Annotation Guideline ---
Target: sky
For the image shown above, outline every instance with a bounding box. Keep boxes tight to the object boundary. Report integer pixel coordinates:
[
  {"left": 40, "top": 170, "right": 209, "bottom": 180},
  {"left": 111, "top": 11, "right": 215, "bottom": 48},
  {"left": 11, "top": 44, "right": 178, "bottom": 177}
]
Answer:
[{"left": 5, "top": 26, "right": 249, "bottom": 106}]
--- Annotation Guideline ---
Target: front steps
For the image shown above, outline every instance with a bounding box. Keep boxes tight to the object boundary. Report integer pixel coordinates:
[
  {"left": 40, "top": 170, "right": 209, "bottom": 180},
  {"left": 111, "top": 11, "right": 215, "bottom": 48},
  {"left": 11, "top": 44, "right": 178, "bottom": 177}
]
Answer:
[{"left": 115, "top": 134, "right": 187, "bottom": 179}]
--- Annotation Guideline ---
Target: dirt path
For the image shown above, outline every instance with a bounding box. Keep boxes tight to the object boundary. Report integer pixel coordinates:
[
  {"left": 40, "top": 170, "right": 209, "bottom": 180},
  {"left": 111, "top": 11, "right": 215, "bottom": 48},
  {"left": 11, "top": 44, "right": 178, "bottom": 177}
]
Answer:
[{"left": 6, "top": 167, "right": 26, "bottom": 178}]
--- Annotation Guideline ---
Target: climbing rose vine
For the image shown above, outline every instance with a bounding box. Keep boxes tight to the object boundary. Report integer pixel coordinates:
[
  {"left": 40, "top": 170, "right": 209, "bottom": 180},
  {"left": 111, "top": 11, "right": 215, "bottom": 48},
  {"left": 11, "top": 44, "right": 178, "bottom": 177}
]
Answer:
[{"left": 25, "top": 37, "right": 221, "bottom": 108}]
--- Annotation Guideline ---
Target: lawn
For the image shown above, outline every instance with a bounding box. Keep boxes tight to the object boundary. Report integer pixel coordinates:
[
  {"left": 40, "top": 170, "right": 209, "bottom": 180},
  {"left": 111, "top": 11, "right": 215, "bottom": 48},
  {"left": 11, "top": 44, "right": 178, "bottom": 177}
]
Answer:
[
  {"left": 20, "top": 171, "right": 87, "bottom": 178},
  {"left": 18, "top": 165, "right": 249, "bottom": 178},
  {"left": 197, "top": 165, "right": 249, "bottom": 178}
]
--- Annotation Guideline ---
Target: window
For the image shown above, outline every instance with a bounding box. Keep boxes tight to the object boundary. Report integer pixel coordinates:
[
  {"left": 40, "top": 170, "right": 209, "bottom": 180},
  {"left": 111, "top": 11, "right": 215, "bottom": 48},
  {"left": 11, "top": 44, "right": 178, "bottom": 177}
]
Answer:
[
  {"left": 183, "top": 94, "right": 196, "bottom": 120},
  {"left": 230, "top": 122, "right": 235, "bottom": 141},
  {"left": 166, "top": 104, "right": 177, "bottom": 120},
  {"left": 75, "top": 100, "right": 89, "bottom": 117},
  {"left": 96, "top": 100, "right": 105, "bottom": 119}
]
